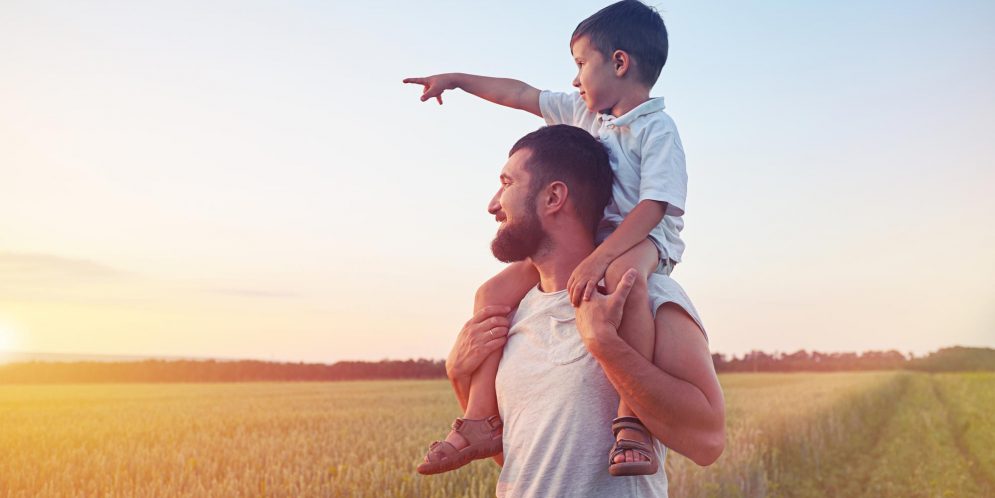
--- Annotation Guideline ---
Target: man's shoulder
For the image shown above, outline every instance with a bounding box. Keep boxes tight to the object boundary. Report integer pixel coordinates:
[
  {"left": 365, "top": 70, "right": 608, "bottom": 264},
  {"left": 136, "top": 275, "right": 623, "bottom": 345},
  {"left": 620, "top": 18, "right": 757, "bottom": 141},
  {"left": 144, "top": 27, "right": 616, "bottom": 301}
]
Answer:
[{"left": 647, "top": 273, "right": 707, "bottom": 341}]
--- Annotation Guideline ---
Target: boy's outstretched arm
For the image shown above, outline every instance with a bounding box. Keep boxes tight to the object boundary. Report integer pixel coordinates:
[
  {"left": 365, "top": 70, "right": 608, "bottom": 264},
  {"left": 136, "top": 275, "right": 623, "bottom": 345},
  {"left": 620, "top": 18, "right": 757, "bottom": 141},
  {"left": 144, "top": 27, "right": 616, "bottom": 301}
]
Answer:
[{"left": 403, "top": 73, "right": 541, "bottom": 117}]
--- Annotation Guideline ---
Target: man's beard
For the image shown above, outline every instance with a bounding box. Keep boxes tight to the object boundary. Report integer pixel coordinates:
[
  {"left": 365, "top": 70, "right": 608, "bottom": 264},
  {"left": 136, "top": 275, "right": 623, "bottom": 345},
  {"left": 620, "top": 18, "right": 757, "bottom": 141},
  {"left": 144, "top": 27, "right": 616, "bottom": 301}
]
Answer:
[{"left": 491, "top": 205, "right": 547, "bottom": 263}]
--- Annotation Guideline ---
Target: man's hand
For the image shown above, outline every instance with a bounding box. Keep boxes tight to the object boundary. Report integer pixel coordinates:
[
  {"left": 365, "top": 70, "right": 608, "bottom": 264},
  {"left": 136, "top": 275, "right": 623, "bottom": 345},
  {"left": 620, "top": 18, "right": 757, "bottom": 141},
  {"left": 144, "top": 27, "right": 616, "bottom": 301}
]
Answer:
[
  {"left": 403, "top": 74, "right": 459, "bottom": 105},
  {"left": 566, "top": 252, "right": 611, "bottom": 307},
  {"left": 574, "top": 268, "right": 638, "bottom": 354},
  {"left": 445, "top": 305, "right": 511, "bottom": 382}
]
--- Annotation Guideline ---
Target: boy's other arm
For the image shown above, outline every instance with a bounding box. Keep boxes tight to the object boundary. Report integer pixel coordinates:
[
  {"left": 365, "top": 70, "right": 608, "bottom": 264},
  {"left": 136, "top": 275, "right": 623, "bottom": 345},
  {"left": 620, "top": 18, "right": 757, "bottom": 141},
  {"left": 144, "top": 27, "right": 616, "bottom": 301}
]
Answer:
[
  {"left": 403, "top": 73, "right": 541, "bottom": 117},
  {"left": 567, "top": 200, "right": 666, "bottom": 305}
]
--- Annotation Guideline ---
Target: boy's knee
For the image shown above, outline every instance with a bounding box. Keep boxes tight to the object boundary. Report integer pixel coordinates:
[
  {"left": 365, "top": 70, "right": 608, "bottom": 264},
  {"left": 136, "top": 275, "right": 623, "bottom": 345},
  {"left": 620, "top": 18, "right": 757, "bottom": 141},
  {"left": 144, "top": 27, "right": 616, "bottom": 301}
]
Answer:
[
  {"left": 606, "top": 260, "right": 650, "bottom": 289},
  {"left": 626, "top": 275, "right": 649, "bottom": 298},
  {"left": 474, "top": 274, "right": 513, "bottom": 309},
  {"left": 474, "top": 281, "right": 496, "bottom": 309}
]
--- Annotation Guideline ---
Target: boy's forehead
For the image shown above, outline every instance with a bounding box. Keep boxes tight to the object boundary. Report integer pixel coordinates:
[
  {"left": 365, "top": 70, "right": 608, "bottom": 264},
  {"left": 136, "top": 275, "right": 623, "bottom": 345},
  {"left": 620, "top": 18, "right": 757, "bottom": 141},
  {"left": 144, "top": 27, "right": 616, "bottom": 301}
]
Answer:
[{"left": 571, "top": 35, "right": 595, "bottom": 56}]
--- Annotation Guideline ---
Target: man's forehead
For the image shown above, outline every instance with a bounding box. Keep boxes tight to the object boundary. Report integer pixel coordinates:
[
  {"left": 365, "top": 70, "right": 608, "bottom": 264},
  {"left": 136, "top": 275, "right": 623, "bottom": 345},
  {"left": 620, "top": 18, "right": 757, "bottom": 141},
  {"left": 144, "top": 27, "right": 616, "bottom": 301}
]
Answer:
[{"left": 501, "top": 148, "right": 532, "bottom": 178}]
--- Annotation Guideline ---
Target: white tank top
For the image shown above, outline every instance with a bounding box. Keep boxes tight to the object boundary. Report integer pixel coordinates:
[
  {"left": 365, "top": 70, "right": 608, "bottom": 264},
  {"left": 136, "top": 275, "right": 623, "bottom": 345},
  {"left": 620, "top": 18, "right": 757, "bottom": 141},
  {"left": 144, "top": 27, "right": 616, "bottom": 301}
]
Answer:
[{"left": 495, "top": 285, "right": 670, "bottom": 498}]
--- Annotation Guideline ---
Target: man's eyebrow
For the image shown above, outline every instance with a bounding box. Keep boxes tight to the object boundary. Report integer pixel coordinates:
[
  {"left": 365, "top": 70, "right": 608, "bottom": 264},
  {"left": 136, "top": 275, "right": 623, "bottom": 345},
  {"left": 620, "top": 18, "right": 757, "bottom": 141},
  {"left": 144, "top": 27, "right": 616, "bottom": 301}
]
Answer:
[{"left": 500, "top": 173, "right": 512, "bottom": 181}]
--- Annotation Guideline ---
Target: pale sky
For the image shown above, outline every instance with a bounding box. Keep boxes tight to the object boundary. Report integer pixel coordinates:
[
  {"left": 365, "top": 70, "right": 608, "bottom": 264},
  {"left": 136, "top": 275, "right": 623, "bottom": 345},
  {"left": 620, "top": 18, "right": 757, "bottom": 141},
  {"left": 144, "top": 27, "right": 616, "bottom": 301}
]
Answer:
[{"left": 1, "top": 0, "right": 993, "bottom": 362}]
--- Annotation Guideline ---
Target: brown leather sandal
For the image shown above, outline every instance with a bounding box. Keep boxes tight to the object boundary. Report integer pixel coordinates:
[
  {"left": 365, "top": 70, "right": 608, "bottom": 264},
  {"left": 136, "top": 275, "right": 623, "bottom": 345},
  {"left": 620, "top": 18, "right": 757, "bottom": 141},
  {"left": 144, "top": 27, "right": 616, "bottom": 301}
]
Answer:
[
  {"left": 417, "top": 415, "right": 503, "bottom": 475},
  {"left": 608, "top": 416, "right": 659, "bottom": 476}
]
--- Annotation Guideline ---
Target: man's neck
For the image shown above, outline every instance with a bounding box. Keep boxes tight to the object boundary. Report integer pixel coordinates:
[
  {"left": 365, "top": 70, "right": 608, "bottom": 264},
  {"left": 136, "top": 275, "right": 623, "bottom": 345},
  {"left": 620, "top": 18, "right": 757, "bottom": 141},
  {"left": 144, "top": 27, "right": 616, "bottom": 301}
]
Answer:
[{"left": 531, "top": 237, "right": 597, "bottom": 293}]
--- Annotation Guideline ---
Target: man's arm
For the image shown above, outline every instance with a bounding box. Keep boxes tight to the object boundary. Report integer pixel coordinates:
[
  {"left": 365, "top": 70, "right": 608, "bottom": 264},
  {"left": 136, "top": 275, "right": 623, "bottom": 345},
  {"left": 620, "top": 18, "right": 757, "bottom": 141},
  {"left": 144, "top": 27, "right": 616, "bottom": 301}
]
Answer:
[
  {"left": 575, "top": 270, "right": 726, "bottom": 466},
  {"left": 445, "top": 305, "right": 511, "bottom": 410},
  {"left": 444, "top": 305, "right": 511, "bottom": 466},
  {"left": 403, "top": 73, "right": 541, "bottom": 117}
]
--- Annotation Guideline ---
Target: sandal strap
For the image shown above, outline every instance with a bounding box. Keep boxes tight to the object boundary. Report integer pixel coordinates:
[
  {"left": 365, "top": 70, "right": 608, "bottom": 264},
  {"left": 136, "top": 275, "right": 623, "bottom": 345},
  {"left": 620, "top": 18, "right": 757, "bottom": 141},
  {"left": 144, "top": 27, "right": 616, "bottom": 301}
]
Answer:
[
  {"left": 426, "top": 440, "right": 459, "bottom": 462},
  {"left": 450, "top": 416, "right": 503, "bottom": 446},
  {"left": 611, "top": 416, "right": 650, "bottom": 438},
  {"left": 613, "top": 438, "right": 654, "bottom": 454},
  {"left": 608, "top": 438, "right": 656, "bottom": 464},
  {"left": 609, "top": 416, "right": 656, "bottom": 465},
  {"left": 485, "top": 414, "right": 503, "bottom": 430},
  {"left": 453, "top": 416, "right": 502, "bottom": 430}
]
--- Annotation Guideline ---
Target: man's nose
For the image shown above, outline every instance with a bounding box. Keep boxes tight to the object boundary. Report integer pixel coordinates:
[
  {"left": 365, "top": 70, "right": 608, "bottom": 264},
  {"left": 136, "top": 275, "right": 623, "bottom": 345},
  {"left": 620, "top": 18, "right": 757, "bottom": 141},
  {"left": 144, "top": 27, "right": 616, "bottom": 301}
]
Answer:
[
  {"left": 572, "top": 75, "right": 580, "bottom": 88},
  {"left": 487, "top": 190, "right": 501, "bottom": 215}
]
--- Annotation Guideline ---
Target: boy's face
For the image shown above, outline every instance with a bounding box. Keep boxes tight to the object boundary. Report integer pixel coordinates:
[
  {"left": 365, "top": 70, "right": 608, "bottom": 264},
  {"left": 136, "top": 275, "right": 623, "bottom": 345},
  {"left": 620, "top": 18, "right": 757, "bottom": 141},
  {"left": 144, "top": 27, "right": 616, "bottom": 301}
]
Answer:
[{"left": 571, "top": 36, "right": 619, "bottom": 114}]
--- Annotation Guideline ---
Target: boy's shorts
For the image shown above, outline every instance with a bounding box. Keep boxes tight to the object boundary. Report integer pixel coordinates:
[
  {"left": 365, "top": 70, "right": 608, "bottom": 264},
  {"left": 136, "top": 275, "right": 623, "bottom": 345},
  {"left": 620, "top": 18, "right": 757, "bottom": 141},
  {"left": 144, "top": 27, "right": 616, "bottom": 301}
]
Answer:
[{"left": 656, "top": 256, "right": 676, "bottom": 276}]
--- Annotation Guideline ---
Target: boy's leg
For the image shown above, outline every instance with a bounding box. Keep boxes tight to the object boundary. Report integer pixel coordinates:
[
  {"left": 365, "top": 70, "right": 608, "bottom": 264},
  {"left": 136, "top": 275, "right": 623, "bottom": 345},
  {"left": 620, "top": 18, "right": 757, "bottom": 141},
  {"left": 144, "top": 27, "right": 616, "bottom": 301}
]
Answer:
[
  {"left": 441, "top": 260, "right": 538, "bottom": 448},
  {"left": 603, "top": 239, "right": 659, "bottom": 465}
]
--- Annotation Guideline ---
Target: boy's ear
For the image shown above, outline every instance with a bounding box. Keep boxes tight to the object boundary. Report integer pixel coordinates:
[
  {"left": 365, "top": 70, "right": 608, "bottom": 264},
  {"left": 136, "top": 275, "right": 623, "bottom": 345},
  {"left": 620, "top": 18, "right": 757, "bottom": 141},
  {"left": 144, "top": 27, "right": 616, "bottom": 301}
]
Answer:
[{"left": 612, "top": 49, "right": 631, "bottom": 78}]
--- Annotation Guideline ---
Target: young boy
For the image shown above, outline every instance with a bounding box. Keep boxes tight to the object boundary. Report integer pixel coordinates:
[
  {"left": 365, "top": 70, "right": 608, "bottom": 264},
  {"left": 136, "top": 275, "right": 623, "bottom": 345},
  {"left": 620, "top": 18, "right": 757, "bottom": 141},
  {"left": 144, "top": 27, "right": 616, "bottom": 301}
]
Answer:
[{"left": 406, "top": 0, "right": 686, "bottom": 477}]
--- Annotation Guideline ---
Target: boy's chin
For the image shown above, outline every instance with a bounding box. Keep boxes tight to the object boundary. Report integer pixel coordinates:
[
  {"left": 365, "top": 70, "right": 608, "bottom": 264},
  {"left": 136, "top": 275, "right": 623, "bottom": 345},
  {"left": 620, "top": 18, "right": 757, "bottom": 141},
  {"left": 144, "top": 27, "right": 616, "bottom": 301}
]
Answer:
[{"left": 582, "top": 101, "right": 604, "bottom": 114}]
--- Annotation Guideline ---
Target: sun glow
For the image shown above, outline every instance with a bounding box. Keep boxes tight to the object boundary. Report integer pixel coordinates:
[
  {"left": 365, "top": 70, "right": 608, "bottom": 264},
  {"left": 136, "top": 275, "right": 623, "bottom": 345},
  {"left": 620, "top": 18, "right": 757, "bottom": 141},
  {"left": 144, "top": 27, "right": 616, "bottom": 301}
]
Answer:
[{"left": 0, "top": 321, "right": 20, "bottom": 352}]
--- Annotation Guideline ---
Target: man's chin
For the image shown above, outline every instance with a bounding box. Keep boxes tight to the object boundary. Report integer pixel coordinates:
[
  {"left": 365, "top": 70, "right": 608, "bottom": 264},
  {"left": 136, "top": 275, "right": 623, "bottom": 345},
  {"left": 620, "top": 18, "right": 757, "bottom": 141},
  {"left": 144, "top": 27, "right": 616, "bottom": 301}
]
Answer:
[
  {"left": 490, "top": 241, "right": 527, "bottom": 264},
  {"left": 490, "top": 233, "right": 536, "bottom": 263},
  {"left": 490, "top": 209, "right": 544, "bottom": 263}
]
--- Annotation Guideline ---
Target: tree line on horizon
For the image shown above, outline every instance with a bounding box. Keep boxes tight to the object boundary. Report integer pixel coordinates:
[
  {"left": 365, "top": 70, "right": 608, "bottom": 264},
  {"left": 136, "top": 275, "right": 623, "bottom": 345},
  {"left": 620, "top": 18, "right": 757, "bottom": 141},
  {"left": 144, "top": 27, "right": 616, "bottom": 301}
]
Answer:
[
  {"left": 710, "top": 347, "right": 993, "bottom": 372},
  {"left": 0, "top": 347, "right": 991, "bottom": 384}
]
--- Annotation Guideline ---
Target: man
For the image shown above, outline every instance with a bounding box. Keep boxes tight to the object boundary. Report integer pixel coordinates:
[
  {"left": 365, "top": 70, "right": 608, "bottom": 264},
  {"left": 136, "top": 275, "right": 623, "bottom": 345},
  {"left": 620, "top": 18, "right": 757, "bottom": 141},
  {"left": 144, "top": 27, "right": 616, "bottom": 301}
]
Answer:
[{"left": 446, "top": 125, "right": 725, "bottom": 497}]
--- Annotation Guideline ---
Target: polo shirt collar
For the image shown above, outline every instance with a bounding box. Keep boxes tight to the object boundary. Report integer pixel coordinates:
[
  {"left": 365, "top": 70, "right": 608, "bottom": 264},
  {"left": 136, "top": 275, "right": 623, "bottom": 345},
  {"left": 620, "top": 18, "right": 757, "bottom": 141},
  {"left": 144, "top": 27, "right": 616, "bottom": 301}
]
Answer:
[{"left": 598, "top": 97, "right": 666, "bottom": 127}]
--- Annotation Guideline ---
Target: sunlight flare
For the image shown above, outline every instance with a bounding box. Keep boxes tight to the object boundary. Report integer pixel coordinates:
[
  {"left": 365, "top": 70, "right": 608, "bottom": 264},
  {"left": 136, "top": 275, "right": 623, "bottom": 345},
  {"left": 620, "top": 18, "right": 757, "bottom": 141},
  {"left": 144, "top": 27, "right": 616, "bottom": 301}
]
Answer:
[{"left": 0, "top": 320, "right": 21, "bottom": 352}]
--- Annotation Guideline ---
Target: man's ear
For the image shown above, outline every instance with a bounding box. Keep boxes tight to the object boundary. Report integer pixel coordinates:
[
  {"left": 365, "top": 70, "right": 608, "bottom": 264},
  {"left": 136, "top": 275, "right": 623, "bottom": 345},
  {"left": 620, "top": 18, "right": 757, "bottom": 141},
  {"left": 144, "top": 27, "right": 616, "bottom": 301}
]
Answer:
[
  {"left": 543, "top": 181, "right": 569, "bottom": 214},
  {"left": 612, "top": 49, "right": 631, "bottom": 78}
]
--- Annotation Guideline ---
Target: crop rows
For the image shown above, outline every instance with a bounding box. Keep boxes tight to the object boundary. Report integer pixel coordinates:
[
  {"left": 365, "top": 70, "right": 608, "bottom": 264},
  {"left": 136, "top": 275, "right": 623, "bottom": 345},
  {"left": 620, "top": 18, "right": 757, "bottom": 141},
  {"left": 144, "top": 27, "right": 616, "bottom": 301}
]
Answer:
[{"left": 1, "top": 373, "right": 991, "bottom": 497}]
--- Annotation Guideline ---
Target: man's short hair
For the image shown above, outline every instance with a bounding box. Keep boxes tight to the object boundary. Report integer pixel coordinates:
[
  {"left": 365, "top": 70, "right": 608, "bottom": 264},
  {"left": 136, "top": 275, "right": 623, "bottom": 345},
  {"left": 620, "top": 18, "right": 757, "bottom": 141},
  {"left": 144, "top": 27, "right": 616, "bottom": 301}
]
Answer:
[
  {"left": 509, "top": 125, "right": 613, "bottom": 235},
  {"left": 571, "top": 0, "right": 669, "bottom": 88}
]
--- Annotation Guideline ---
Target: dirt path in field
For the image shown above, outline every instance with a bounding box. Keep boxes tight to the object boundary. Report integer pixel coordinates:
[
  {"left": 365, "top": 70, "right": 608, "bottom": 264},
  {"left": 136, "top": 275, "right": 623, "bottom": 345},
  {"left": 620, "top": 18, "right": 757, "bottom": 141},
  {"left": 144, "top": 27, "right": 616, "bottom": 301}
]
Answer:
[
  {"left": 930, "top": 377, "right": 995, "bottom": 496},
  {"left": 848, "top": 374, "right": 988, "bottom": 497},
  {"left": 842, "top": 375, "right": 911, "bottom": 496},
  {"left": 772, "top": 374, "right": 912, "bottom": 497}
]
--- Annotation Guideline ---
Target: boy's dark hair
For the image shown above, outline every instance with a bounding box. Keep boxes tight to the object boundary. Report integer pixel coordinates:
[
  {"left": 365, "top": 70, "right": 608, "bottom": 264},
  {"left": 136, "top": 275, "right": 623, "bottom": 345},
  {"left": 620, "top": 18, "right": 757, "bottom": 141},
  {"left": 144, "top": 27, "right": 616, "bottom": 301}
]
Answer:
[
  {"left": 509, "top": 125, "right": 613, "bottom": 235},
  {"left": 571, "top": 0, "right": 669, "bottom": 87}
]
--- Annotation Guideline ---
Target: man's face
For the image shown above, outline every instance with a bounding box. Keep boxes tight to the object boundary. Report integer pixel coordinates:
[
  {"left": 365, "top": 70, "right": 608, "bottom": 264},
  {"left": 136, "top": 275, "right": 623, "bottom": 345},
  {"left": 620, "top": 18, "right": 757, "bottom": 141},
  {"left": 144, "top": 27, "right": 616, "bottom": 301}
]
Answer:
[{"left": 488, "top": 149, "right": 546, "bottom": 263}]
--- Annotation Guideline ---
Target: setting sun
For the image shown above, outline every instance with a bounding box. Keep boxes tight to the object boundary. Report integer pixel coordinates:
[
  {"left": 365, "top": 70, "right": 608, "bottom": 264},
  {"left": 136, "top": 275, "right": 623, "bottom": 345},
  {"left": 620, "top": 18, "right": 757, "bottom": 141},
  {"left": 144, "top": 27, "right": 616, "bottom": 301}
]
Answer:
[{"left": 0, "top": 322, "right": 19, "bottom": 352}]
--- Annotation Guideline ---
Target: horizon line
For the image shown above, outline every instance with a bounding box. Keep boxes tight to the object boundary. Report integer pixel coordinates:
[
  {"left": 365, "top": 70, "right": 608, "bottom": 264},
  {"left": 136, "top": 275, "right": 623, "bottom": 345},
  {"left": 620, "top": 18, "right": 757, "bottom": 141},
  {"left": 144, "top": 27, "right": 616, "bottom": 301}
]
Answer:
[{"left": 3, "top": 344, "right": 992, "bottom": 366}]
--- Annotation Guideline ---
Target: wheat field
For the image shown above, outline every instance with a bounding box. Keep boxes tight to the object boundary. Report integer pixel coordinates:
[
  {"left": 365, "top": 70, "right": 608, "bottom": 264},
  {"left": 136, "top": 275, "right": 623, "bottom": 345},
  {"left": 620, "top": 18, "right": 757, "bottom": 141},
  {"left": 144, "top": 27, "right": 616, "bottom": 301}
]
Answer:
[{"left": 0, "top": 372, "right": 992, "bottom": 497}]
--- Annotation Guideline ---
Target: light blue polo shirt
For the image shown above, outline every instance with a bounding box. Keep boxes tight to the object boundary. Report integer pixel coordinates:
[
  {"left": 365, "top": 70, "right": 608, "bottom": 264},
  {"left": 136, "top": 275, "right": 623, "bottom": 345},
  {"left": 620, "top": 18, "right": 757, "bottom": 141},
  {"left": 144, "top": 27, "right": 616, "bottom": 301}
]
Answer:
[{"left": 539, "top": 90, "right": 687, "bottom": 264}]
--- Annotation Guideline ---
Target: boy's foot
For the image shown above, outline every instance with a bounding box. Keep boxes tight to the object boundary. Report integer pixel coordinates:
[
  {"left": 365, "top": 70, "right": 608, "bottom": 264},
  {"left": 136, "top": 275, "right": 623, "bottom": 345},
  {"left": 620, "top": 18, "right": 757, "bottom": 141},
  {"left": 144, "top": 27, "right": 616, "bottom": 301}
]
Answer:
[
  {"left": 417, "top": 415, "right": 503, "bottom": 475},
  {"left": 608, "top": 416, "right": 658, "bottom": 476}
]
